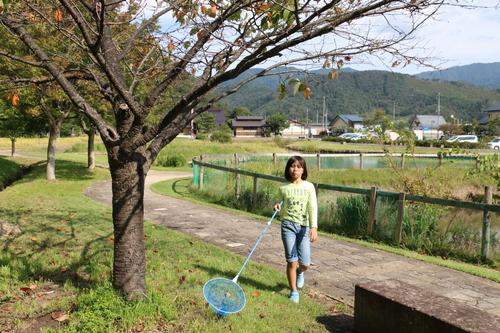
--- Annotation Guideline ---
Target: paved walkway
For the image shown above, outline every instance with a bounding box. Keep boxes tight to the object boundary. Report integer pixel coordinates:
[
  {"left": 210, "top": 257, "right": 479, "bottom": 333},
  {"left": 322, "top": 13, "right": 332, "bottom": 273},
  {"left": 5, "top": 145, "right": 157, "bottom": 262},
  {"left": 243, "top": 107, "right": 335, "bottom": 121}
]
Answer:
[{"left": 82, "top": 169, "right": 500, "bottom": 318}]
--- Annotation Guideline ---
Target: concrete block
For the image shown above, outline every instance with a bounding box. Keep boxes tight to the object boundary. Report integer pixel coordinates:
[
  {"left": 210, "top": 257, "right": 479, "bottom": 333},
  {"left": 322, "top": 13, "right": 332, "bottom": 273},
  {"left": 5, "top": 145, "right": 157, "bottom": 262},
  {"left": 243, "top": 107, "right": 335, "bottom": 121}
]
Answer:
[{"left": 354, "top": 279, "right": 500, "bottom": 333}]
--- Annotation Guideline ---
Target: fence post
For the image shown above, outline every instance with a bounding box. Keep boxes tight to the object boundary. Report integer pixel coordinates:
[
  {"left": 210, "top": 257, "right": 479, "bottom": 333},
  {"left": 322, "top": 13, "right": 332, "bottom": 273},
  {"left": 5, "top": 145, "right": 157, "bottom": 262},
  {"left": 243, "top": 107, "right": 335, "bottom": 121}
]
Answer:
[
  {"left": 199, "top": 155, "right": 204, "bottom": 190},
  {"left": 235, "top": 153, "right": 240, "bottom": 200},
  {"left": 401, "top": 153, "right": 405, "bottom": 169},
  {"left": 317, "top": 153, "right": 321, "bottom": 171},
  {"left": 394, "top": 193, "right": 406, "bottom": 243},
  {"left": 273, "top": 153, "right": 277, "bottom": 167},
  {"left": 481, "top": 185, "right": 493, "bottom": 260},
  {"left": 360, "top": 153, "right": 364, "bottom": 169},
  {"left": 367, "top": 187, "right": 378, "bottom": 236},
  {"left": 253, "top": 176, "right": 258, "bottom": 209}
]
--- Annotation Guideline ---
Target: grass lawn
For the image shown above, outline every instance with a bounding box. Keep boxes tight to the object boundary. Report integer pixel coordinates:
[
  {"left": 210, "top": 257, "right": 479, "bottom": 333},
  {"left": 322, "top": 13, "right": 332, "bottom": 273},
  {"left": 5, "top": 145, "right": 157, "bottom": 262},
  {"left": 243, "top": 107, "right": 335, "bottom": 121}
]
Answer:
[{"left": 0, "top": 140, "right": 352, "bottom": 333}]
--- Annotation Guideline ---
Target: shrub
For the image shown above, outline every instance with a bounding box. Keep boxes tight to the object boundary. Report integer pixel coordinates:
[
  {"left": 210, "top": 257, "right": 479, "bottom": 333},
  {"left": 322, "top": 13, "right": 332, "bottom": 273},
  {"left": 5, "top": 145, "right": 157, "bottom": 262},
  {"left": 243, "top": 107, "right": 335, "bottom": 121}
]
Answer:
[
  {"left": 210, "top": 131, "right": 232, "bottom": 143},
  {"left": 195, "top": 133, "right": 208, "bottom": 140},
  {"left": 154, "top": 151, "right": 187, "bottom": 167}
]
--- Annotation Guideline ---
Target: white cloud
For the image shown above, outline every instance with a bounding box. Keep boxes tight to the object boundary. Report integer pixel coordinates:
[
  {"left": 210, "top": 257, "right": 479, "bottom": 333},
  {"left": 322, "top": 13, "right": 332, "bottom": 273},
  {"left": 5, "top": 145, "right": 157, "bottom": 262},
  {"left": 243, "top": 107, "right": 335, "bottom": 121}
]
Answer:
[{"left": 354, "top": 2, "right": 500, "bottom": 74}]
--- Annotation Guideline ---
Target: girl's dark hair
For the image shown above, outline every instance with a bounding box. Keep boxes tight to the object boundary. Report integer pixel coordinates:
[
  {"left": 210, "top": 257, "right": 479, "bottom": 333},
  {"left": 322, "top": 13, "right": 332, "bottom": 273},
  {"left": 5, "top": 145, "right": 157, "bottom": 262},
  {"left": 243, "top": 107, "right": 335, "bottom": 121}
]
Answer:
[{"left": 284, "top": 155, "right": 308, "bottom": 182}]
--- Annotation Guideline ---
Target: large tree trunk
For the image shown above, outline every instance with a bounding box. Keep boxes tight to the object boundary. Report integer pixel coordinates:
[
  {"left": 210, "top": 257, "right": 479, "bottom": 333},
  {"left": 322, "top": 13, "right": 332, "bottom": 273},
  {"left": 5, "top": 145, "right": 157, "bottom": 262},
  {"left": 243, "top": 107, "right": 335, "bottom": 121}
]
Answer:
[
  {"left": 110, "top": 154, "right": 147, "bottom": 298},
  {"left": 87, "top": 129, "right": 95, "bottom": 169}
]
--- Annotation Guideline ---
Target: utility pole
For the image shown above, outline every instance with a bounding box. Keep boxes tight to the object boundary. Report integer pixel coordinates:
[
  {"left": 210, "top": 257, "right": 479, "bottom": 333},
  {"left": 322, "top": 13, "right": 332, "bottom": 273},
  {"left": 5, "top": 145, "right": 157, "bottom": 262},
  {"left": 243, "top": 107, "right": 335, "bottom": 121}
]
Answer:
[
  {"left": 323, "top": 95, "right": 326, "bottom": 132},
  {"left": 436, "top": 92, "right": 441, "bottom": 139}
]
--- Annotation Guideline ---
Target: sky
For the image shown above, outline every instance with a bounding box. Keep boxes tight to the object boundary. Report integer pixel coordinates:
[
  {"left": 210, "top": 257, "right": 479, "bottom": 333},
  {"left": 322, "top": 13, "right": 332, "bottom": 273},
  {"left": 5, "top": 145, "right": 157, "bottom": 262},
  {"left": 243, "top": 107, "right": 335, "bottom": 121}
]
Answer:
[
  {"left": 352, "top": 2, "right": 500, "bottom": 75},
  {"left": 141, "top": 1, "right": 499, "bottom": 75}
]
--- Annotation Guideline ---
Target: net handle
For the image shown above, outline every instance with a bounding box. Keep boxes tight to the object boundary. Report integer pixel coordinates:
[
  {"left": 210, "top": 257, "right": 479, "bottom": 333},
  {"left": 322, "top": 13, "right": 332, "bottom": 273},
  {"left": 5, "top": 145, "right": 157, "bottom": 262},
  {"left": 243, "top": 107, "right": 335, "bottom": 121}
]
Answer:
[{"left": 232, "top": 200, "right": 284, "bottom": 283}]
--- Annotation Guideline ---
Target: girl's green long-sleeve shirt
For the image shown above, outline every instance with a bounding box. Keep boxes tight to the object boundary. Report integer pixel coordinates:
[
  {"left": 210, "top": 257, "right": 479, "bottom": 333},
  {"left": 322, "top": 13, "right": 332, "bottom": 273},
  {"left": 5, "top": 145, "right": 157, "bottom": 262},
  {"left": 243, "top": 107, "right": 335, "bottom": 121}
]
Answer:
[{"left": 277, "top": 180, "right": 318, "bottom": 228}]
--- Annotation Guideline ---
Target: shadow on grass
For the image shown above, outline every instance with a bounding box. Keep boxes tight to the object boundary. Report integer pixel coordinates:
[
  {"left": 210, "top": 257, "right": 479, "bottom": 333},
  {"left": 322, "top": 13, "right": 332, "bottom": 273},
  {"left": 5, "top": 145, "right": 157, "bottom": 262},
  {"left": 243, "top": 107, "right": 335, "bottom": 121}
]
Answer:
[
  {"left": 171, "top": 178, "right": 193, "bottom": 196},
  {"left": 317, "top": 314, "right": 354, "bottom": 333}
]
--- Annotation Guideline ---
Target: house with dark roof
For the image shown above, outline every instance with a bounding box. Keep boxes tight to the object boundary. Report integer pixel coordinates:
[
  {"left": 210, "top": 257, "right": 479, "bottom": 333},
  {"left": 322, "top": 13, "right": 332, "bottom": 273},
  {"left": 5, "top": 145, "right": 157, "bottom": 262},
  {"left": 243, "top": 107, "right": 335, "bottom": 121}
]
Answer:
[
  {"left": 329, "top": 114, "right": 365, "bottom": 136},
  {"left": 481, "top": 102, "right": 500, "bottom": 125},
  {"left": 181, "top": 107, "right": 226, "bottom": 135},
  {"left": 409, "top": 115, "right": 447, "bottom": 140},
  {"left": 231, "top": 116, "right": 266, "bottom": 137}
]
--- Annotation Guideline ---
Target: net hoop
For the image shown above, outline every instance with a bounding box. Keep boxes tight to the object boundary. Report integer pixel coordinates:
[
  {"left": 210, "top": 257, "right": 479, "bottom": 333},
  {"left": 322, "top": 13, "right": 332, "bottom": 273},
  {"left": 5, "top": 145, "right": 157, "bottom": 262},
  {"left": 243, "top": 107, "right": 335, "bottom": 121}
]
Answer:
[{"left": 203, "top": 278, "right": 246, "bottom": 315}]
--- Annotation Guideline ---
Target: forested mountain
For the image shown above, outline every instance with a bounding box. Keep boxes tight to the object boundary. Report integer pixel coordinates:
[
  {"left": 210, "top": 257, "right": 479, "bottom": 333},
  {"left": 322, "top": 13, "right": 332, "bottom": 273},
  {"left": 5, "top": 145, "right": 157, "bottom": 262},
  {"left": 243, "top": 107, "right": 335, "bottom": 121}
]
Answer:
[
  {"left": 218, "top": 68, "right": 500, "bottom": 123},
  {"left": 415, "top": 63, "right": 500, "bottom": 88}
]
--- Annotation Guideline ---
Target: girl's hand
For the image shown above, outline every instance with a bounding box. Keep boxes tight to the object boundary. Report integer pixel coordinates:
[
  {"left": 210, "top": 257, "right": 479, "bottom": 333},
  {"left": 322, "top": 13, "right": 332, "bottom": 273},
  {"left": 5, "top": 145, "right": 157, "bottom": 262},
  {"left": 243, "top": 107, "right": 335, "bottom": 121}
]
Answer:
[
  {"left": 309, "top": 227, "right": 318, "bottom": 242},
  {"left": 273, "top": 203, "right": 281, "bottom": 212}
]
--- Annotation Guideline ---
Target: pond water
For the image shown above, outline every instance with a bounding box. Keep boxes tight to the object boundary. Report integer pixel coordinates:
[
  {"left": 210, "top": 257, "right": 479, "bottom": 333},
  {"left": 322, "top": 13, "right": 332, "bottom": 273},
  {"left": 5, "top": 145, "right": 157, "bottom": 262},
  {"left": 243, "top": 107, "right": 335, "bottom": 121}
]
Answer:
[{"left": 212, "top": 154, "right": 476, "bottom": 170}]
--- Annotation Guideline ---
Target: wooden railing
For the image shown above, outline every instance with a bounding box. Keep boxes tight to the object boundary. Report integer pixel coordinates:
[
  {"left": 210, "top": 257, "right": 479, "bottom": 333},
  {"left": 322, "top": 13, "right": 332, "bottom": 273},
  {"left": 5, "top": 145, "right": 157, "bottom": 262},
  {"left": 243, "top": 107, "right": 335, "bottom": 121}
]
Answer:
[{"left": 192, "top": 153, "right": 498, "bottom": 259}]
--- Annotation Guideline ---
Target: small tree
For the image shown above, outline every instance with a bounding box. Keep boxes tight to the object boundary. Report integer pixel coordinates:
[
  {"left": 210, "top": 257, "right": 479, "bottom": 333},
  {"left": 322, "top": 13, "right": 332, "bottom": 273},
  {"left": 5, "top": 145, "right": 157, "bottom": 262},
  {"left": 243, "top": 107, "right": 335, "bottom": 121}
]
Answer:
[
  {"left": 266, "top": 113, "right": 289, "bottom": 136},
  {"left": 196, "top": 112, "right": 216, "bottom": 133},
  {"left": 226, "top": 107, "right": 253, "bottom": 122}
]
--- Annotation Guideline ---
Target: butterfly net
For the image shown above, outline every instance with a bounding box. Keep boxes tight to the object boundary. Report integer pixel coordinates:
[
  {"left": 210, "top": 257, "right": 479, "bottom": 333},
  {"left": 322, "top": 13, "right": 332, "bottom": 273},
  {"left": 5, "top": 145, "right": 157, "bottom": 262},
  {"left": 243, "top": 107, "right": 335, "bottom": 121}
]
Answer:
[{"left": 203, "top": 278, "right": 246, "bottom": 315}]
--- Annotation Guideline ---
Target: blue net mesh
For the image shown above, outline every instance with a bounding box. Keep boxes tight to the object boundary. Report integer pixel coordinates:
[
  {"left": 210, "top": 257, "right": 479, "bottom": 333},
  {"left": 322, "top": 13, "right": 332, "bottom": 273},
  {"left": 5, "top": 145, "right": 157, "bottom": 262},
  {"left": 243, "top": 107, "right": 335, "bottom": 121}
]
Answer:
[{"left": 203, "top": 278, "right": 246, "bottom": 315}]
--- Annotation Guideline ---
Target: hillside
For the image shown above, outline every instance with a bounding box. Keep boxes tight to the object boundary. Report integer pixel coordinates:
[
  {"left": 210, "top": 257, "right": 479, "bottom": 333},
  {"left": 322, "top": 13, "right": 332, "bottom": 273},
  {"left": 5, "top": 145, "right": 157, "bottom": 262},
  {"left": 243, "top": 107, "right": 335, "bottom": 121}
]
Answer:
[
  {"left": 415, "top": 62, "right": 500, "bottom": 88},
  {"left": 219, "top": 69, "right": 500, "bottom": 123}
]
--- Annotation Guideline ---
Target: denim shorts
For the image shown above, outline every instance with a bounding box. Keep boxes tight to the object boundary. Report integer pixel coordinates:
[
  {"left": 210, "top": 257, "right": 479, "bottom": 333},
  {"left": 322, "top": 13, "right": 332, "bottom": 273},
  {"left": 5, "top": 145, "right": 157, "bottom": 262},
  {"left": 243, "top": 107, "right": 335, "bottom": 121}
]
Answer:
[{"left": 281, "top": 220, "right": 311, "bottom": 266}]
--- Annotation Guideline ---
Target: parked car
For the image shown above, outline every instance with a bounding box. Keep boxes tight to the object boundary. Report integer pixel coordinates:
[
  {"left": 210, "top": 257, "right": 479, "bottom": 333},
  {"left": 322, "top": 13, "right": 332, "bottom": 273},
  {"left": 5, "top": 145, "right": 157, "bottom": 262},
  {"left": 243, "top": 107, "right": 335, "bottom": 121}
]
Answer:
[
  {"left": 446, "top": 135, "right": 478, "bottom": 143},
  {"left": 338, "top": 133, "right": 368, "bottom": 141},
  {"left": 338, "top": 133, "right": 358, "bottom": 139},
  {"left": 487, "top": 137, "right": 500, "bottom": 149}
]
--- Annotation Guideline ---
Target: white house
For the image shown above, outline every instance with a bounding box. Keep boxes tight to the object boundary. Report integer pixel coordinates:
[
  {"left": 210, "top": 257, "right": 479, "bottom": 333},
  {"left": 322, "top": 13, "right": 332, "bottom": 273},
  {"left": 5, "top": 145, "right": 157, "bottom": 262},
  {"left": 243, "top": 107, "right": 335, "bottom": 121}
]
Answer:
[
  {"left": 329, "top": 114, "right": 365, "bottom": 136},
  {"left": 281, "top": 121, "right": 309, "bottom": 137},
  {"left": 409, "top": 115, "right": 447, "bottom": 140}
]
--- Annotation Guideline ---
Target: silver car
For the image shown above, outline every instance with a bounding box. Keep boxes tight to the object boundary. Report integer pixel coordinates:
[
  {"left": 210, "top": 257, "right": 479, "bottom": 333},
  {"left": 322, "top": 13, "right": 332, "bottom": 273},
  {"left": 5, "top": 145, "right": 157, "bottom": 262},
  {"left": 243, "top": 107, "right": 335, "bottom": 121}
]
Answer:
[{"left": 487, "top": 137, "right": 500, "bottom": 149}]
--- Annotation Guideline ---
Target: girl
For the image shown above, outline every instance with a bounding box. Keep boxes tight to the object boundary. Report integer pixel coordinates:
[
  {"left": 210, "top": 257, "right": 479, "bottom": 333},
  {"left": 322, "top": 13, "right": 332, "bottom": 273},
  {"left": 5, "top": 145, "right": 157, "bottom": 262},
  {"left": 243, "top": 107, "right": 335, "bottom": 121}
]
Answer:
[{"left": 274, "top": 156, "right": 318, "bottom": 303}]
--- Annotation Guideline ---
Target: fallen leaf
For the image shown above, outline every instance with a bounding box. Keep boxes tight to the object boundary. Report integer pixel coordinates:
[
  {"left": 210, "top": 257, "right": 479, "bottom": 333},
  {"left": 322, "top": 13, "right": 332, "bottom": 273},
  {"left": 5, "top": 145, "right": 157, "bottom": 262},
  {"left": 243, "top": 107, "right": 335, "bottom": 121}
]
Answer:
[
  {"left": 252, "top": 292, "right": 261, "bottom": 297},
  {"left": 54, "top": 313, "right": 68, "bottom": 322},
  {"left": 4, "top": 307, "right": 11, "bottom": 311},
  {"left": 29, "top": 284, "right": 37, "bottom": 289},
  {"left": 259, "top": 313, "right": 265, "bottom": 318},
  {"left": 108, "top": 237, "right": 114, "bottom": 242},
  {"left": 31, "top": 236, "right": 37, "bottom": 241}
]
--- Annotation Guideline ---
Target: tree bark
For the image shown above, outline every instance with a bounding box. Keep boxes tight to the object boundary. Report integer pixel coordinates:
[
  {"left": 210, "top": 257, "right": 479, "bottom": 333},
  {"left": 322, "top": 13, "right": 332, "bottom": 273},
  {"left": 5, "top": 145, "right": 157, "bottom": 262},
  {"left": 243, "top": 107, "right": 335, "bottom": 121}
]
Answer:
[
  {"left": 87, "top": 129, "right": 95, "bottom": 169},
  {"left": 10, "top": 138, "right": 15, "bottom": 157},
  {"left": 46, "top": 126, "right": 58, "bottom": 180},
  {"left": 110, "top": 153, "right": 147, "bottom": 298}
]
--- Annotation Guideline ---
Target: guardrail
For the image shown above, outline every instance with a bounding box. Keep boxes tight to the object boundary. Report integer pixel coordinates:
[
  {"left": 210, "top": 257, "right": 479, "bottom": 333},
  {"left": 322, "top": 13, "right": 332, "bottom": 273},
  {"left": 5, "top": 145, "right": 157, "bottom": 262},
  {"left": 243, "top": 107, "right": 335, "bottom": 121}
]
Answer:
[{"left": 192, "top": 153, "right": 498, "bottom": 259}]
